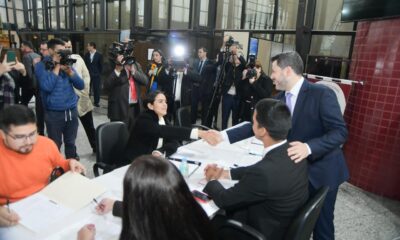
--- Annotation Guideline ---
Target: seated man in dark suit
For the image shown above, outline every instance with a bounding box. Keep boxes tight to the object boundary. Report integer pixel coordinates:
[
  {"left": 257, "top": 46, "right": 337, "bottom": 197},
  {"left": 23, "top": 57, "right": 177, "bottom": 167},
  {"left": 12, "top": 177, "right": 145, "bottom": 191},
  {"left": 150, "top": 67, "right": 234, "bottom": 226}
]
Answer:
[{"left": 203, "top": 99, "right": 309, "bottom": 240}]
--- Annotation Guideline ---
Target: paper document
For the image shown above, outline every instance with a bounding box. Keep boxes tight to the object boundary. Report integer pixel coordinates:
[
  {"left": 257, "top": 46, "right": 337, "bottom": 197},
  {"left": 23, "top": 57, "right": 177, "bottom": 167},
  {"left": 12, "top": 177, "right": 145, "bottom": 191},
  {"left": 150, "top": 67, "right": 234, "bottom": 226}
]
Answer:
[
  {"left": 49, "top": 214, "right": 121, "bottom": 240},
  {"left": 11, "top": 193, "right": 73, "bottom": 233},
  {"left": 42, "top": 172, "right": 107, "bottom": 210}
]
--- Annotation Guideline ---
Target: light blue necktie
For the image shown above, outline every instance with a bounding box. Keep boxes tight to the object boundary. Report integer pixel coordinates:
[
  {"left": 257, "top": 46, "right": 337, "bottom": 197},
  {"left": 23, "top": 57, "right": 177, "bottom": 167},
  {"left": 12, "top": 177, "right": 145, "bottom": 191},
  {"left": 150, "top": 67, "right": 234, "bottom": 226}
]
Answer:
[{"left": 285, "top": 92, "right": 293, "bottom": 114}]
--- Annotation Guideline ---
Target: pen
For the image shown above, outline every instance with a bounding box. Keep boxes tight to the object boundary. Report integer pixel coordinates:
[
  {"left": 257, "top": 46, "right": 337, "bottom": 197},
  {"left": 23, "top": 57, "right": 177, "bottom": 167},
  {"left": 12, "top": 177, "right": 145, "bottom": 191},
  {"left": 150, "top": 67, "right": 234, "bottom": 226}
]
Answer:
[
  {"left": 248, "top": 151, "right": 263, "bottom": 156},
  {"left": 93, "top": 198, "right": 99, "bottom": 205},
  {"left": 230, "top": 164, "right": 239, "bottom": 170},
  {"left": 168, "top": 157, "right": 201, "bottom": 166}
]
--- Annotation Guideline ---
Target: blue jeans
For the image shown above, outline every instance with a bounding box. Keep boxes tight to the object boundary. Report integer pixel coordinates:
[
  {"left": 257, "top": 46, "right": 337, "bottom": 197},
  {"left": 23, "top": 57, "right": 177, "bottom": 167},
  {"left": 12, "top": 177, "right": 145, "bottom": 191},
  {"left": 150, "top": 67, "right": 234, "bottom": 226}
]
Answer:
[
  {"left": 221, "top": 93, "right": 240, "bottom": 130},
  {"left": 45, "top": 108, "right": 79, "bottom": 159}
]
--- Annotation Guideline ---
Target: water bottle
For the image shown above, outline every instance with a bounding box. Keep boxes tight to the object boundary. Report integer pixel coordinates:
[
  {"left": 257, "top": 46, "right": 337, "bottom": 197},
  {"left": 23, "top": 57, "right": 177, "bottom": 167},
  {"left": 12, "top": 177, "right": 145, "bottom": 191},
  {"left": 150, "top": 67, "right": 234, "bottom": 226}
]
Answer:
[{"left": 180, "top": 157, "right": 189, "bottom": 178}]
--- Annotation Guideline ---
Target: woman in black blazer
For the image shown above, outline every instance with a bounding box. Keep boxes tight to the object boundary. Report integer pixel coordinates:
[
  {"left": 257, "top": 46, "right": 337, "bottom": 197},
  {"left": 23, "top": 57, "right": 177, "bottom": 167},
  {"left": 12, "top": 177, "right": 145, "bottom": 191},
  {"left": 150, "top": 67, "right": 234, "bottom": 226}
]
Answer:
[
  {"left": 238, "top": 60, "right": 274, "bottom": 122},
  {"left": 122, "top": 90, "right": 217, "bottom": 164}
]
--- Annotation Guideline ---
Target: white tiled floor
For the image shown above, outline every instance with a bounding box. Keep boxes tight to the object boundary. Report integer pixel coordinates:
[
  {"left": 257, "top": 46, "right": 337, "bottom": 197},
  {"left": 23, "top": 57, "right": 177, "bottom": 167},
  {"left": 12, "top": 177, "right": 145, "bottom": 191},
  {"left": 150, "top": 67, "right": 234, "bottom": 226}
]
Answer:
[{"left": 72, "top": 99, "right": 400, "bottom": 240}]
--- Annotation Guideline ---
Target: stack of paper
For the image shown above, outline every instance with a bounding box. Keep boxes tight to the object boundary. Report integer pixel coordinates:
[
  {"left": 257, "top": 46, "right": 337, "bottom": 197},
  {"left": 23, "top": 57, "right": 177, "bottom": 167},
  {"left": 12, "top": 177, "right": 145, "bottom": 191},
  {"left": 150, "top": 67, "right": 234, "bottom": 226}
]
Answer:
[{"left": 11, "top": 172, "right": 107, "bottom": 233}]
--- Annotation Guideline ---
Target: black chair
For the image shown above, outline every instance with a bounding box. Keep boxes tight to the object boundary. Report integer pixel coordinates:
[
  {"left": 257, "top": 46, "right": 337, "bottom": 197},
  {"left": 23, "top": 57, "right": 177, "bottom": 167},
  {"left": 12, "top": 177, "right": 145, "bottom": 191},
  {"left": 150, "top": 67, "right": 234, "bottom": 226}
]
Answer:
[
  {"left": 284, "top": 186, "right": 330, "bottom": 240},
  {"left": 175, "top": 106, "right": 211, "bottom": 130},
  {"left": 217, "top": 218, "right": 266, "bottom": 240},
  {"left": 48, "top": 167, "right": 65, "bottom": 183},
  {"left": 93, "top": 121, "right": 129, "bottom": 177}
]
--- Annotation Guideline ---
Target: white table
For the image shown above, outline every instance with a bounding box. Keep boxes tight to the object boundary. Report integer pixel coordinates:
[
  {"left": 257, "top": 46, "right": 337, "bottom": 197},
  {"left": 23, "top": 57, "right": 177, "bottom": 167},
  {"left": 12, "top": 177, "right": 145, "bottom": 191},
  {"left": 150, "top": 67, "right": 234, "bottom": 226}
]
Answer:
[{"left": 0, "top": 136, "right": 264, "bottom": 240}]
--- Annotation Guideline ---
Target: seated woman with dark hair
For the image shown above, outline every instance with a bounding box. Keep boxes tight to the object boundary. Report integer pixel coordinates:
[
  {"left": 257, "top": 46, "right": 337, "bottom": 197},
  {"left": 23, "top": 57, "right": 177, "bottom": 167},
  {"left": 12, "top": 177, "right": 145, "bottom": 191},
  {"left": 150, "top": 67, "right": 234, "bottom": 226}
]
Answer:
[
  {"left": 121, "top": 90, "right": 220, "bottom": 163},
  {"left": 78, "top": 155, "right": 216, "bottom": 240}
]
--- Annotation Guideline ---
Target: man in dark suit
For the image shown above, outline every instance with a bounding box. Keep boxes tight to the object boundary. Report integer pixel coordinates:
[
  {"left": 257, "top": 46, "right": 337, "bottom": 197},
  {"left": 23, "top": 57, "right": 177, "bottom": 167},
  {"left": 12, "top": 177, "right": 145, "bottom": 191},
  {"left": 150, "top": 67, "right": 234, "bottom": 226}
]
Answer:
[
  {"left": 84, "top": 42, "right": 103, "bottom": 107},
  {"left": 223, "top": 51, "right": 349, "bottom": 240},
  {"left": 103, "top": 55, "right": 148, "bottom": 130},
  {"left": 192, "top": 47, "right": 217, "bottom": 125},
  {"left": 203, "top": 99, "right": 309, "bottom": 240}
]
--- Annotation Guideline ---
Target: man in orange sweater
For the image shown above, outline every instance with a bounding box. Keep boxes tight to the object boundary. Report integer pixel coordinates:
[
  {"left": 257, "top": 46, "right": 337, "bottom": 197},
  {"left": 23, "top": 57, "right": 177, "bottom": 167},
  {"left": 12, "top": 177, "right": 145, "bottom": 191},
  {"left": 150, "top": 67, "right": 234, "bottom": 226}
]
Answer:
[{"left": 0, "top": 105, "right": 86, "bottom": 227}]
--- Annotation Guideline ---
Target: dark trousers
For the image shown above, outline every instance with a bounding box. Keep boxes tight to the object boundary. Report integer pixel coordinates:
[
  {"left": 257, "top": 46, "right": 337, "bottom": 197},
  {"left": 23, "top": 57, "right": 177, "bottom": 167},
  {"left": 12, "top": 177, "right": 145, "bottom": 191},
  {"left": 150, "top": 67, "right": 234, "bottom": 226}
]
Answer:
[
  {"left": 79, "top": 111, "right": 96, "bottom": 151},
  {"left": 127, "top": 103, "right": 140, "bottom": 131},
  {"left": 35, "top": 93, "right": 45, "bottom": 136},
  {"left": 309, "top": 183, "right": 339, "bottom": 240},
  {"left": 91, "top": 75, "right": 101, "bottom": 105},
  {"left": 166, "top": 96, "right": 175, "bottom": 123},
  {"left": 221, "top": 93, "right": 240, "bottom": 130},
  {"left": 191, "top": 86, "right": 202, "bottom": 123},
  {"left": 238, "top": 100, "right": 253, "bottom": 123},
  {"left": 172, "top": 100, "right": 182, "bottom": 126},
  {"left": 201, "top": 92, "right": 213, "bottom": 126},
  {"left": 45, "top": 108, "right": 79, "bottom": 159}
]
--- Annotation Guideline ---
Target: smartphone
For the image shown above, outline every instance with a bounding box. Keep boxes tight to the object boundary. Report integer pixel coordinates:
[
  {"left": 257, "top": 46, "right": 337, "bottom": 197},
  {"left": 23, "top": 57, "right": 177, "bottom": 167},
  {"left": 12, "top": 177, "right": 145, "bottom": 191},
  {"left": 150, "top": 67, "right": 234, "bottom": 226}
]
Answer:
[
  {"left": 192, "top": 190, "right": 212, "bottom": 203},
  {"left": 7, "top": 50, "right": 16, "bottom": 63}
]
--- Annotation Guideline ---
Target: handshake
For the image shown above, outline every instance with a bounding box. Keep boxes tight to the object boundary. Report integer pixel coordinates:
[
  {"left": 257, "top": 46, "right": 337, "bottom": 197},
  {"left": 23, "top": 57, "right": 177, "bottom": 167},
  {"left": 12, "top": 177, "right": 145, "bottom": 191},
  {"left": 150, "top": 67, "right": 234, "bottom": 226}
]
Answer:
[{"left": 198, "top": 129, "right": 223, "bottom": 146}]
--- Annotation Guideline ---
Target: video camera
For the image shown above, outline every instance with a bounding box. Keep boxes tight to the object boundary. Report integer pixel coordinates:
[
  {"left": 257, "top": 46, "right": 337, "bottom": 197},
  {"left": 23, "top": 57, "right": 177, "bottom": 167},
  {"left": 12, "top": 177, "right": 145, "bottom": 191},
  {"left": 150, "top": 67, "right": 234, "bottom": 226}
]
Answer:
[
  {"left": 108, "top": 40, "right": 135, "bottom": 65},
  {"left": 169, "top": 59, "right": 188, "bottom": 70},
  {"left": 44, "top": 49, "right": 77, "bottom": 71}
]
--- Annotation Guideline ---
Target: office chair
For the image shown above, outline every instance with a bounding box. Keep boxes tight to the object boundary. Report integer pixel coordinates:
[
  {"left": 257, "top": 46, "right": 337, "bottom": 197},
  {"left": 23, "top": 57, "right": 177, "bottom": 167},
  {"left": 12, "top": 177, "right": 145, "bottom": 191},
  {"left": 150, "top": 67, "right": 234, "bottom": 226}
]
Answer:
[
  {"left": 315, "top": 81, "right": 346, "bottom": 115},
  {"left": 283, "top": 186, "right": 330, "bottom": 240},
  {"left": 216, "top": 218, "right": 266, "bottom": 240},
  {"left": 93, "top": 121, "right": 129, "bottom": 177},
  {"left": 48, "top": 167, "right": 65, "bottom": 183},
  {"left": 175, "top": 106, "right": 211, "bottom": 130}
]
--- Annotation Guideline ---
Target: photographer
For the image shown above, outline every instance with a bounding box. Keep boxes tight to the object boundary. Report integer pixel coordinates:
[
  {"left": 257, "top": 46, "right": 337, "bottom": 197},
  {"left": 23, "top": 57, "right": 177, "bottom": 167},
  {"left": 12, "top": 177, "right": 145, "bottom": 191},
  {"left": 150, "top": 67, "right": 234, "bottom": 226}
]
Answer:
[
  {"left": 218, "top": 36, "right": 246, "bottom": 130},
  {"left": 168, "top": 58, "right": 196, "bottom": 115},
  {"left": 104, "top": 51, "right": 148, "bottom": 130},
  {"left": 238, "top": 59, "right": 273, "bottom": 122},
  {"left": 35, "top": 38, "right": 84, "bottom": 160}
]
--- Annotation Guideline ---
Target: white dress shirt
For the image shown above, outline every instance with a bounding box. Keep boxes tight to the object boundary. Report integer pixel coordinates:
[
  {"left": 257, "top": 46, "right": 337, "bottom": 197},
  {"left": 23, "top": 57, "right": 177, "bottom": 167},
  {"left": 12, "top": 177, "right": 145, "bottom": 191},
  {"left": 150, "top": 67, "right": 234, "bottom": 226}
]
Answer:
[{"left": 285, "top": 77, "right": 304, "bottom": 115}]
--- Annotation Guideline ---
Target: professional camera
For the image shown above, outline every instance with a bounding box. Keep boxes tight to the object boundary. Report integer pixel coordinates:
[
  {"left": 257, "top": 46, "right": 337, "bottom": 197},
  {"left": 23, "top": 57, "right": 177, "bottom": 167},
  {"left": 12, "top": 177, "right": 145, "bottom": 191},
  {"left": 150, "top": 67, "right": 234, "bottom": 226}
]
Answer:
[
  {"left": 58, "top": 49, "right": 76, "bottom": 66},
  {"left": 225, "top": 36, "right": 235, "bottom": 47},
  {"left": 44, "top": 49, "right": 76, "bottom": 71},
  {"left": 246, "top": 68, "right": 257, "bottom": 79},
  {"left": 108, "top": 40, "right": 135, "bottom": 65}
]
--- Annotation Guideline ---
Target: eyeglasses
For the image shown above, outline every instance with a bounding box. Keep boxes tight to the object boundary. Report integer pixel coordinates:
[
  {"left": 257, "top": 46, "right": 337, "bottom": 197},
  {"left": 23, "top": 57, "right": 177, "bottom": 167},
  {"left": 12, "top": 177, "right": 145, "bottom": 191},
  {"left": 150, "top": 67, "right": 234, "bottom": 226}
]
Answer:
[{"left": 5, "top": 129, "right": 37, "bottom": 142}]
